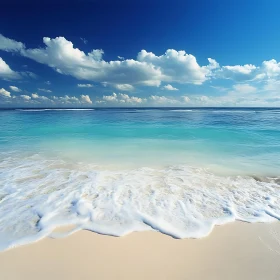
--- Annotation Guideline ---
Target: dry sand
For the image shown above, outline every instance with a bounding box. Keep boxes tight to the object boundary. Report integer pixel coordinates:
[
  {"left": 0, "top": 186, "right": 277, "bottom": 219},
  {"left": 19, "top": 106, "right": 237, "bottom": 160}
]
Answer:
[{"left": 1, "top": 222, "right": 280, "bottom": 280}]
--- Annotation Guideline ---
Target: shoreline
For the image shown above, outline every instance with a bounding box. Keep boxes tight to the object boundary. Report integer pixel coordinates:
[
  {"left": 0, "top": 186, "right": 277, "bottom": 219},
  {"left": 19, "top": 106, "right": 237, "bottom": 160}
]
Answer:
[{"left": 1, "top": 221, "right": 280, "bottom": 280}]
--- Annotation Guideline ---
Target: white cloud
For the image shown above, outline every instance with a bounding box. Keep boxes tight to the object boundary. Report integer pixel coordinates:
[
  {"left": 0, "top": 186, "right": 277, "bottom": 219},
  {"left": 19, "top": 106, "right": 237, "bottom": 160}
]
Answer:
[
  {"left": 138, "top": 49, "right": 215, "bottom": 85},
  {"left": 149, "top": 95, "right": 179, "bottom": 105},
  {"left": 80, "top": 94, "right": 92, "bottom": 104},
  {"left": 0, "top": 35, "right": 217, "bottom": 87},
  {"left": 162, "top": 84, "right": 178, "bottom": 91},
  {"left": 18, "top": 93, "right": 93, "bottom": 106},
  {"left": 217, "top": 64, "right": 258, "bottom": 81},
  {"left": 32, "top": 93, "right": 50, "bottom": 101},
  {"left": 31, "top": 93, "right": 39, "bottom": 99},
  {"left": 52, "top": 95, "right": 80, "bottom": 104},
  {"left": 0, "top": 57, "right": 21, "bottom": 80},
  {"left": 88, "top": 49, "right": 104, "bottom": 61},
  {"left": 1, "top": 33, "right": 280, "bottom": 107},
  {"left": 117, "top": 56, "right": 124, "bottom": 60},
  {"left": 61, "top": 95, "right": 79, "bottom": 102},
  {"left": 262, "top": 59, "right": 280, "bottom": 78},
  {"left": 0, "top": 88, "right": 11, "bottom": 98},
  {"left": 263, "top": 79, "right": 280, "bottom": 92},
  {"left": 77, "top": 83, "right": 93, "bottom": 88},
  {"left": 118, "top": 93, "right": 144, "bottom": 103},
  {"left": 20, "top": 95, "right": 31, "bottom": 100},
  {"left": 229, "top": 84, "right": 257, "bottom": 95},
  {"left": 45, "top": 81, "right": 51, "bottom": 85},
  {"left": 38, "top": 88, "right": 52, "bottom": 93},
  {"left": 103, "top": 92, "right": 118, "bottom": 102},
  {"left": 216, "top": 59, "right": 280, "bottom": 82},
  {"left": 1, "top": 87, "right": 279, "bottom": 107},
  {"left": 0, "top": 34, "right": 25, "bottom": 51},
  {"left": 207, "top": 58, "right": 220, "bottom": 70},
  {"left": 182, "top": 96, "right": 190, "bottom": 103},
  {"left": 101, "top": 92, "right": 145, "bottom": 104},
  {"left": 9, "top": 85, "right": 21, "bottom": 92},
  {"left": 224, "top": 64, "right": 257, "bottom": 75},
  {"left": 114, "top": 84, "right": 134, "bottom": 91}
]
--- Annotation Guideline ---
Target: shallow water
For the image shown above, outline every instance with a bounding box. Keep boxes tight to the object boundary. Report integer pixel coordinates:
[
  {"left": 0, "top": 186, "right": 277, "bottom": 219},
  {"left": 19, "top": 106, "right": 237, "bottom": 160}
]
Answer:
[{"left": 0, "top": 108, "right": 279, "bottom": 250}]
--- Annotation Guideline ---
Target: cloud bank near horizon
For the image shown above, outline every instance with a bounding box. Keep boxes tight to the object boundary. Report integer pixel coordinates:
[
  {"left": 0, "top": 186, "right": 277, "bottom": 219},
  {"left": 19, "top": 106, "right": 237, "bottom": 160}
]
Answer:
[{"left": 0, "top": 34, "right": 280, "bottom": 107}]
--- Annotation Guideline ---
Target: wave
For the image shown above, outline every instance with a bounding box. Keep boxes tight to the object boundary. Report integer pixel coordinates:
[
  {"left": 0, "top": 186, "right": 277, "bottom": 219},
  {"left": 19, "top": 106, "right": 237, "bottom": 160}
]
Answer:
[{"left": 0, "top": 154, "right": 279, "bottom": 251}]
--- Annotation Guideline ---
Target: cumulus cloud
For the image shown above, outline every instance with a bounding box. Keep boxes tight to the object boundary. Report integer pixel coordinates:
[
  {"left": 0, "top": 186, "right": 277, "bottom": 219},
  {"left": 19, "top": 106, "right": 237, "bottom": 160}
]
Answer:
[
  {"left": 114, "top": 84, "right": 134, "bottom": 91},
  {"left": 102, "top": 92, "right": 278, "bottom": 107},
  {"left": 59, "top": 95, "right": 80, "bottom": 103},
  {"left": 0, "top": 34, "right": 217, "bottom": 87},
  {"left": 262, "top": 59, "right": 280, "bottom": 83},
  {"left": 138, "top": 49, "right": 216, "bottom": 85},
  {"left": 31, "top": 93, "right": 39, "bottom": 99},
  {"left": 31, "top": 93, "right": 50, "bottom": 102},
  {"left": 80, "top": 94, "right": 92, "bottom": 104},
  {"left": 38, "top": 88, "right": 52, "bottom": 93},
  {"left": 118, "top": 93, "right": 144, "bottom": 103},
  {"left": 0, "top": 34, "right": 25, "bottom": 51},
  {"left": 1, "top": 87, "right": 279, "bottom": 107},
  {"left": 103, "top": 92, "right": 118, "bottom": 102},
  {"left": 0, "top": 88, "right": 11, "bottom": 98},
  {"left": 0, "top": 57, "right": 21, "bottom": 80},
  {"left": 0, "top": 92, "right": 93, "bottom": 107},
  {"left": 20, "top": 95, "right": 31, "bottom": 100},
  {"left": 101, "top": 92, "right": 145, "bottom": 104},
  {"left": 1, "top": 33, "right": 280, "bottom": 106},
  {"left": 262, "top": 59, "right": 280, "bottom": 78},
  {"left": 216, "top": 59, "right": 280, "bottom": 82},
  {"left": 217, "top": 64, "right": 258, "bottom": 81},
  {"left": 77, "top": 83, "right": 93, "bottom": 88},
  {"left": 207, "top": 58, "right": 220, "bottom": 70},
  {"left": 4, "top": 33, "right": 278, "bottom": 88},
  {"left": 9, "top": 85, "right": 21, "bottom": 92},
  {"left": 149, "top": 95, "right": 179, "bottom": 105},
  {"left": 88, "top": 49, "right": 104, "bottom": 61},
  {"left": 162, "top": 84, "right": 178, "bottom": 91}
]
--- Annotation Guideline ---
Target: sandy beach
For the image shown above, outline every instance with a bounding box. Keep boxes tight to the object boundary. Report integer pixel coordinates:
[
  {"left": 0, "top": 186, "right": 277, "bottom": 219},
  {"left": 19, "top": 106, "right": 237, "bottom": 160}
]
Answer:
[{"left": 1, "top": 222, "right": 280, "bottom": 280}]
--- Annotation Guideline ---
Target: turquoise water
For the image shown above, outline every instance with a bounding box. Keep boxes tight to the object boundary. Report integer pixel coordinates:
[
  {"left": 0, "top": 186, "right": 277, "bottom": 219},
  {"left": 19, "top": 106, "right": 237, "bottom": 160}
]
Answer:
[
  {"left": 0, "top": 108, "right": 280, "bottom": 250},
  {"left": 1, "top": 108, "right": 279, "bottom": 173}
]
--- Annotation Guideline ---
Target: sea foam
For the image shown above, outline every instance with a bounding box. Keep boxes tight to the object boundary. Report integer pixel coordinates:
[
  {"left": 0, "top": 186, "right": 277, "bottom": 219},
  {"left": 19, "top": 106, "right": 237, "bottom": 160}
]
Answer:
[{"left": 0, "top": 153, "right": 279, "bottom": 251}]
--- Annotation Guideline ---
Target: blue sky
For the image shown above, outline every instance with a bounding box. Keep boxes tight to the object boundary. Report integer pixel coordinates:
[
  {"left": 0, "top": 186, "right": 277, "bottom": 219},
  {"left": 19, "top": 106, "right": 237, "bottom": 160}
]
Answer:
[{"left": 0, "top": 0, "right": 280, "bottom": 107}]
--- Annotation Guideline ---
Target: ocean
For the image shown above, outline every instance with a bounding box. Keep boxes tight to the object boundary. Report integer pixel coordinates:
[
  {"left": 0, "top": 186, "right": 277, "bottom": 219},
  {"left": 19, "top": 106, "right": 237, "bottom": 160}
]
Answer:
[{"left": 0, "top": 107, "right": 279, "bottom": 250}]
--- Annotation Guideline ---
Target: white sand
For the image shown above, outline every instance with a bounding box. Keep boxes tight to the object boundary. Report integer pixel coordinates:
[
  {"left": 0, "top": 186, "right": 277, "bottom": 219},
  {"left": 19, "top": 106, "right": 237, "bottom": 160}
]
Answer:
[{"left": 1, "top": 222, "right": 280, "bottom": 280}]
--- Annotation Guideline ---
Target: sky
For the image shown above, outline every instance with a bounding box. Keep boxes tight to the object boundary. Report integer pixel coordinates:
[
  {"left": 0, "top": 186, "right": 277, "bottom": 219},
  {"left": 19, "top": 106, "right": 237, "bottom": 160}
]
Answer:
[{"left": 1, "top": 0, "right": 280, "bottom": 107}]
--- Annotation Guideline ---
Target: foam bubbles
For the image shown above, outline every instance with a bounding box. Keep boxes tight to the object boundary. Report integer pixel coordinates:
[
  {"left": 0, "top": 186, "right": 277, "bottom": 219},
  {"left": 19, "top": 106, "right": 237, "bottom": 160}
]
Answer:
[{"left": 0, "top": 154, "right": 279, "bottom": 251}]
